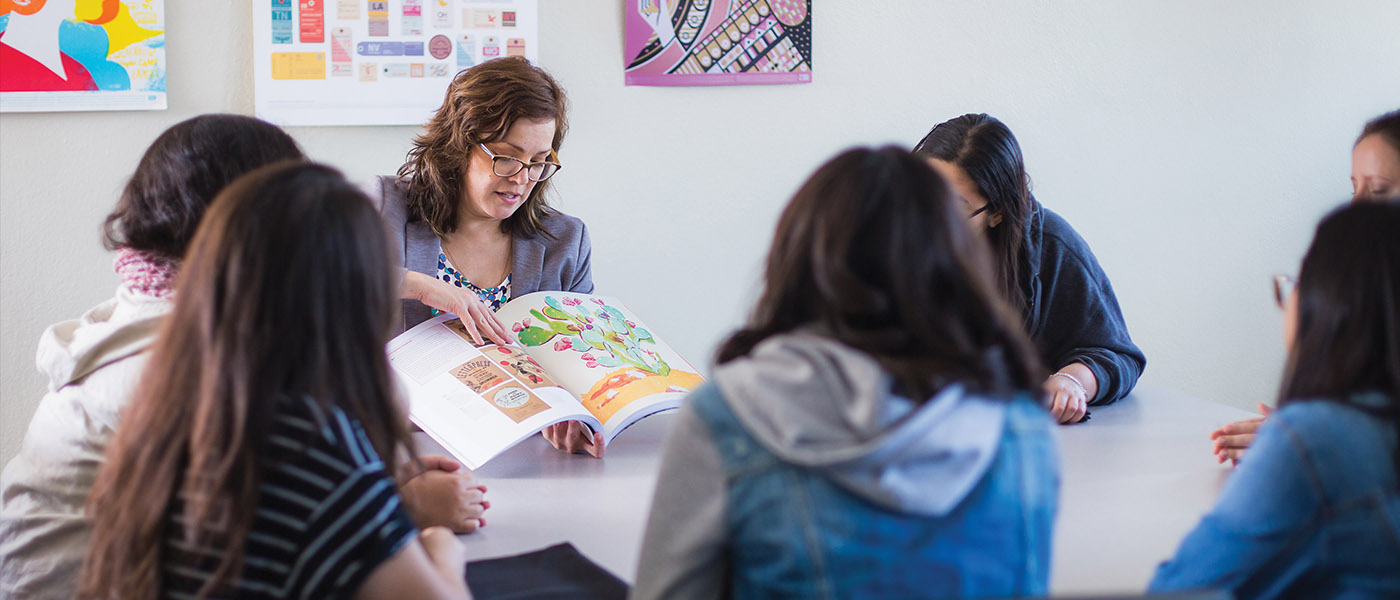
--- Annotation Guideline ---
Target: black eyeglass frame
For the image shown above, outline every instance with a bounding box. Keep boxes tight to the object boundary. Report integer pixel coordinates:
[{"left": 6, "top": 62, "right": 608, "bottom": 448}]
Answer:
[
  {"left": 477, "top": 143, "right": 562, "bottom": 182},
  {"left": 968, "top": 204, "right": 990, "bottom": 220}
]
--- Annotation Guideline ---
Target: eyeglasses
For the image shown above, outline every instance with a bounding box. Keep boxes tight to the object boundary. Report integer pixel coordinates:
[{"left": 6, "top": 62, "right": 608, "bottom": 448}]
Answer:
[
  {"left": 1272, "top": 274, "right": 1297, "bottom": 309},
  {"left": 968, "top": 204, "right": 990, "bottom": 220},
  {"left": 477, "top": 143, "right": 562, "bottom": 182}
]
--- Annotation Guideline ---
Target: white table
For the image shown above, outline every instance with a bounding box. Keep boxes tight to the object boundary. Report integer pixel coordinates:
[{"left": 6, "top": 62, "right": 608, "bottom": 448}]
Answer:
[
  {"left": 418, "top": 386, "right": 1257, "bottom": 595},
  {"left": 1053, "top": 387, "right": 1254, "bottom": 594}
]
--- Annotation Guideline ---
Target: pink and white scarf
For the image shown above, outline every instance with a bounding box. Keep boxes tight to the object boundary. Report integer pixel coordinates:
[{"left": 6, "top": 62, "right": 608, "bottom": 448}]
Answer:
[{"left": 114, "top": 247, "right": 178, "bottom": 298}]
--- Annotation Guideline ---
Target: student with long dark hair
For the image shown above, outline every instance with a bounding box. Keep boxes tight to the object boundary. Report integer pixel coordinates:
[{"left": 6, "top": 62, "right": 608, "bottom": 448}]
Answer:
[
  {"left": 0, "top": 115, "right": 304, "bottom": 600},
  {"left": 1, "top": 116, "right": 485, "bottom": 600},
  {"left": 1211, "top": 108, "right": 1400, "bottom": 464},
  {"left": 1151, "top": 202, "right": 1400, "bottom": 598},
  {"left": 915, "top": 114, "right": 1145, "bottom": 423},
  {"left": 78, "top": 164, "right": 473, "bottom": 600},
  {"left": 633, "top": 147, "right": 1059, "bottom": 599}
]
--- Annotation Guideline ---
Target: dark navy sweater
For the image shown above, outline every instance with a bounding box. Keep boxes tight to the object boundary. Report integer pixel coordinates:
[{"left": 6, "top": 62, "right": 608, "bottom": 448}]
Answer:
[{"left": 1021, "top": 199, "right": 1145, "bottom": 405}]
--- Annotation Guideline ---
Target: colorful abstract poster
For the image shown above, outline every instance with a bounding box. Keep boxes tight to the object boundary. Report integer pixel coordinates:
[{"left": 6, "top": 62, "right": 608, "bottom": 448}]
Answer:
[
  {"left": 0, "top": 0, "right": 166, "bottom": 112},
  {"left": 253, "top": 0, "right": 538, "bottom": 126},
  {"left": 624, "top": 0, "right": 810, "bottom": 87}
]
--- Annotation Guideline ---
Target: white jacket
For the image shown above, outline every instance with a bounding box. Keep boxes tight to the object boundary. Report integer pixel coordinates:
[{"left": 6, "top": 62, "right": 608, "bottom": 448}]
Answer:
[{"left": 0, "top": 285, "right": 170, "bottom": 600}]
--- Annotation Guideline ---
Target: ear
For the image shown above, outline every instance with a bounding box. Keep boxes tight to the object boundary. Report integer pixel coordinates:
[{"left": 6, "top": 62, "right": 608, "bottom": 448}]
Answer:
[{"left": 989, "top": 211, "right": 1004, "bottom": 228}]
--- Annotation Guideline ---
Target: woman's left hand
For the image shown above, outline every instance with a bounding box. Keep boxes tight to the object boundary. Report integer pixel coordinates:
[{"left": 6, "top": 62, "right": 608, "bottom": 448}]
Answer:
[
  {"left": 1044, "top": 376, "right": 1088, "bottom": 424},
  {"left": 542, "top": 421, "right": 604, "bottom": 458},
  {"left": 398, "top": 455, "right": 490, "bottom": 533},
  {"left": 1044, "top": 363, "right": 1098, "bottom": 424}
]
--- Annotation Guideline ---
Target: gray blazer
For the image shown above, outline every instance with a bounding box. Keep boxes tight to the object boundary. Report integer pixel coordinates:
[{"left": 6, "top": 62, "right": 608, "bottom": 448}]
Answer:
[{"left": 365, "top": 175, "right": 594, "bottom": 334}]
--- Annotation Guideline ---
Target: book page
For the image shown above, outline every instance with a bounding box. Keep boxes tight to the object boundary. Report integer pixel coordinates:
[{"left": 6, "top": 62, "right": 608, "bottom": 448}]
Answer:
[
  {"left": 387, "top": 314, "right": 597, "bottom": 469},
  {"left": 495, "top": 292, "right": 707, "bottom": 443}
]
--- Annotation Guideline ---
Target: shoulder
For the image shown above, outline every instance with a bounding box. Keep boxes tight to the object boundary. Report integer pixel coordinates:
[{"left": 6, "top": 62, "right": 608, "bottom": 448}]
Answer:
[
  {"left": 534, "top": 208, "right": 588, "bottom": 243},
  {"left": 272, "top": 396, "right": 387, "bottom": 471},
  {"left": 360, "top": 175, "right": 412, "bottom": 214},
  {"left": 684, "top": 382, "right": 729, "bottom": 420},
  {"left": 1036, "top": 206, "right": 1097, "bottom": 263},
  {"left": 1251, "top": 398, "right": 1400, "bottom": 498},
  {"left": 1271, "top": 398, "right": 1396, "bottom": 453}
]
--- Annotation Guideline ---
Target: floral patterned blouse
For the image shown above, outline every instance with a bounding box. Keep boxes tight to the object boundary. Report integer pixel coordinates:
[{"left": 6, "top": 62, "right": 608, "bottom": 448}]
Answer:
[{"left": 431, "top": 252, "right": 511, "bottom": 316}]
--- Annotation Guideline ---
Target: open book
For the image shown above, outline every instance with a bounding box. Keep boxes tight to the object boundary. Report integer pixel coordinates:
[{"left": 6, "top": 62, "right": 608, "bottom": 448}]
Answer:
[{"left": 387, "top": 291, "right": 706, "bottom": 469}]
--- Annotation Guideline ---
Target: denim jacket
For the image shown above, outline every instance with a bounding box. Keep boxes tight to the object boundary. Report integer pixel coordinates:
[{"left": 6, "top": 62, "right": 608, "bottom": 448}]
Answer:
[
  {"left": 1149, "top": 393, "right": 1400, "bottom": 599},
  {"left": 632, "top": 332, "right": 1060, "bottom": 600}
]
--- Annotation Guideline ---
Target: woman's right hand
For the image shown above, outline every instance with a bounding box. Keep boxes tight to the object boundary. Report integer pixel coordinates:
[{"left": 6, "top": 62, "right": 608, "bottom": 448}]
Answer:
[
  {"left": 402, "top": 270, "right": 512, "bottom": 346},
  {"left": 1209, "top": 403, "right": 1273, "bottom": 465}
]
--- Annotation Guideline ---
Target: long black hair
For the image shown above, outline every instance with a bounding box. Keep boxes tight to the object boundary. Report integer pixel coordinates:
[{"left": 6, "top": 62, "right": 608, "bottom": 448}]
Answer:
[
  {"left": 717, "top": 146, "right": 1044, "bottom": 401},
  {"left": 913, "top": 113, "right": 1033, "bottom": 315},
  {"left": 1279, "top": 202, "right": 1400, "bottom": 462},
  {"left": 102, "top": 114, "right": 304, "bottom": 260}
]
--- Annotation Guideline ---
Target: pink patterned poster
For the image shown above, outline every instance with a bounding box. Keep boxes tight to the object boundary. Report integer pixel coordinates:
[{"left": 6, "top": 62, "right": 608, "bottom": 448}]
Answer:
[{"left": 624, "top": 0, "right": 810, "bottom": 87}]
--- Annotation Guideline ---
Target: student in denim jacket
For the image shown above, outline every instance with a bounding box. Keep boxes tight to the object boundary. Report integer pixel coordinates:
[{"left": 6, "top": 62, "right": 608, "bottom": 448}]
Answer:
[
  {"left": 1212, "top": 109, "right": 1400, "bottom": 464},
  {"left": 632, "top": 147, "right": 1060, "bottom": 600},
  {"left": 1150, "top": 202, "right": 1400, "bottom": 598}
]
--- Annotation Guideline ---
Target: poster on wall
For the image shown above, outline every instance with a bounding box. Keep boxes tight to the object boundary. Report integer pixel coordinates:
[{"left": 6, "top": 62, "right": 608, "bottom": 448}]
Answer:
[
  {"left": 253, "top": 0, "right": 538, "bottom": 127},
  {"left": 0, "top": 0, "right": 167, "bottom": 113},
  {"left": 624, "top": 0, "right": 810, "bottom": 87}
]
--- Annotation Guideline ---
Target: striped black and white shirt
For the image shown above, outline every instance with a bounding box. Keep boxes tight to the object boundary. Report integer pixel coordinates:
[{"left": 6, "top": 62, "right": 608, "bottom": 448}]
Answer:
[{"left": 162, "top": 395, "right": 416, "bottom": 600}]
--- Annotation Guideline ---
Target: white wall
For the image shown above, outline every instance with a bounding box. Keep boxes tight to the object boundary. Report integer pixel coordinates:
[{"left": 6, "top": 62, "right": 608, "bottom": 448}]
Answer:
[{"left": 3, "top": 1, "right": 1398, "bottom": 464}]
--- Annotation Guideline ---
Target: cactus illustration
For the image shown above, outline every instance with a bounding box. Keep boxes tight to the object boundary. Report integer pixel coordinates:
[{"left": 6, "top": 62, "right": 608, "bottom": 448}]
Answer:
[{"left": 511, "top": 296, "right": 672, "bottom": 376}]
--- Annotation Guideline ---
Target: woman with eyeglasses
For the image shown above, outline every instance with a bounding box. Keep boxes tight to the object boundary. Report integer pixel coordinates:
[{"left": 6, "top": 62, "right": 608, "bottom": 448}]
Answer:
[
  {"left": 914, "top": 114, "right": 1145, "bottom": 424},
  {"left": 366, "top": 57, "right": 600, "bottom": 456},
  {"left": 1210, "top": 108, "right": 1400, "bottom": 464},
  {"left": 1149, "top": 201, "right": 1400, "bottom": 598}
]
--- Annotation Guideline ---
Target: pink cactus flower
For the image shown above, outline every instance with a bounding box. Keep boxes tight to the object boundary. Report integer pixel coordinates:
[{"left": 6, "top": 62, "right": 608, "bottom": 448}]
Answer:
[
  {"left": 553, "top": 338, "right": 573, "bottom": 351},
  {"left": 626, "top": 320, "right": 636, "bottom": 328},
  {"left": 591, "top": 298, "right": 606, "bottom": 306},
  {"left": 522, "top": 317, "right": 531, "bottom": 327},
  {"left": 563, "top": 297, "right": 582, "bottom": 306},
  {"left": 580, "top": 352, "right": 595, "bottom": 361},
  {"left": 511, "top": 322, "right": 523, "bottom": 333}
]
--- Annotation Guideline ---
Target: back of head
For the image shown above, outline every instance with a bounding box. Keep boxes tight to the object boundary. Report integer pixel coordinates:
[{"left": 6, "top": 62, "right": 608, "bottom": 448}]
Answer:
[
  {"left": 103, "top": 114, "right": 304, "bottom": 260},
  {"left": 913, "top": 113, "right": 1033, "bottom": 312},
  {"left": 1282, "top": 201, "right": 1400, "bottom": 406},
  {"left": 81, "top": 162, "right": 406, "bottom": 599},
  {"left": 718, "top": 146, "right": 1043, "bottom": 400}
]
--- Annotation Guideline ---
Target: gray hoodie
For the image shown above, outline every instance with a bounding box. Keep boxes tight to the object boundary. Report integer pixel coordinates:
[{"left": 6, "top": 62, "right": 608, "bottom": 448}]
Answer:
[{"left": 632, "top": 331, "right": 1012, "bottom": 600}]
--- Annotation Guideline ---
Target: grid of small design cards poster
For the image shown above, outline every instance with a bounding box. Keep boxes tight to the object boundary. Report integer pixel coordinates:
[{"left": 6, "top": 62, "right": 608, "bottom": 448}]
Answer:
[{"left": 254, "top": 0, "right": 538, "bottom": 126}]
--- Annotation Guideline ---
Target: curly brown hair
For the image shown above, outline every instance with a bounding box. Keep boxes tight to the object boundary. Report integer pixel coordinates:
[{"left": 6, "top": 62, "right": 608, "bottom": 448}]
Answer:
[{"left": 397, "top": 56, "right": 569, "bottom": 239}]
